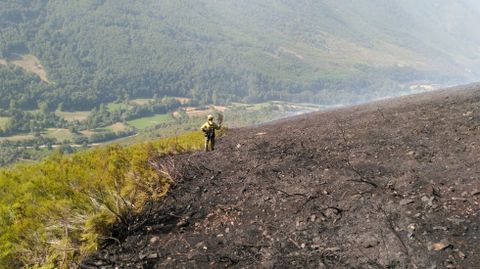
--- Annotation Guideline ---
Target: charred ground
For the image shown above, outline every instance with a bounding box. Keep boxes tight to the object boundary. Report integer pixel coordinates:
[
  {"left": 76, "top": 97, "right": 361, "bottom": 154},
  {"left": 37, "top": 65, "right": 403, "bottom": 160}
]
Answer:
[{"left": 84, "top": 85, "right": 480, "bottom": 268}]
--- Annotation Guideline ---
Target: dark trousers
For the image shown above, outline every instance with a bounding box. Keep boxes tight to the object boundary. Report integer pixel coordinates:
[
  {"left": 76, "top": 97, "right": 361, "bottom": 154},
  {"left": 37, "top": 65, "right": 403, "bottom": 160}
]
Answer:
[{"left": 205, "top": 135, "right": 215, "bottom": 151}]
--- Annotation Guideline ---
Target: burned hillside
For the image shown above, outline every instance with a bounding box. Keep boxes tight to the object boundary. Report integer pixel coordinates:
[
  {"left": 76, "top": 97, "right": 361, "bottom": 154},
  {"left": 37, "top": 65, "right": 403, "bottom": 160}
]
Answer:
[{"left": 84, "top": 84, "right": 480, "bottom": 268}]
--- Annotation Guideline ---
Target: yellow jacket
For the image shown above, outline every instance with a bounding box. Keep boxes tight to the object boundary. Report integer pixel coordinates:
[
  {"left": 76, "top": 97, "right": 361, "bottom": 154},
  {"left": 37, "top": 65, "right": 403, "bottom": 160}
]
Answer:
[{"left": 201, "top": 120, "right": 221, "bottom": 133}]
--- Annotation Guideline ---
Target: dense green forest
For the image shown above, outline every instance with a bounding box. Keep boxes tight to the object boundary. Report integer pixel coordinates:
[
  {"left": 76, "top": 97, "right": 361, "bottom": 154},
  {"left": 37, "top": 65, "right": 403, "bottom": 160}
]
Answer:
[{"left": 2, "top": 0, "right": 480, "bottom": 113}]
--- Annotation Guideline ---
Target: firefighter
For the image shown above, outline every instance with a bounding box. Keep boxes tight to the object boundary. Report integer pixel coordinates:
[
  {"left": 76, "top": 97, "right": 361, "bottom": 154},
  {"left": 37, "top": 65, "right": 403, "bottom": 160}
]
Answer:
[{"left": 201, "top": 114, "right": 221, "bottom": 151}]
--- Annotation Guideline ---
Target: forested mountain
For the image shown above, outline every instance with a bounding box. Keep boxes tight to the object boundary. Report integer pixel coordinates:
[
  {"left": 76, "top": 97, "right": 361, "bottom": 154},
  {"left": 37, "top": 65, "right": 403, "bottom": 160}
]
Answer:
[{"left": 2, "top": 0, "right": 480, "bottom": 111}]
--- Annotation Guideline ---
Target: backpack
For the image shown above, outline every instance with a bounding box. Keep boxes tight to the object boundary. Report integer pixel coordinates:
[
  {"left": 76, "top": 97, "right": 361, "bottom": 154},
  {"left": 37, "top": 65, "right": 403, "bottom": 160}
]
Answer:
[{"left": 203, "top": 122, "right": 215, "bottom": 138}]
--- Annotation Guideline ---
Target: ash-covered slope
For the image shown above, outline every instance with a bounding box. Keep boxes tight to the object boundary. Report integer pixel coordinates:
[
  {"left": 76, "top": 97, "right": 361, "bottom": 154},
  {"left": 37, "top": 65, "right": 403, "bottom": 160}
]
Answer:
[{"left": 84, "top": 85, "right": 480, "bottom": 268}]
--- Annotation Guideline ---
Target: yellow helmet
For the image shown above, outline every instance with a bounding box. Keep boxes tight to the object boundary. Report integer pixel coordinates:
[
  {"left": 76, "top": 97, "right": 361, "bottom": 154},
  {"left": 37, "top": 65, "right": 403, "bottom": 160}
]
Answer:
[{"left": 208, "top": 114, "right": 214, "bottom": 120}]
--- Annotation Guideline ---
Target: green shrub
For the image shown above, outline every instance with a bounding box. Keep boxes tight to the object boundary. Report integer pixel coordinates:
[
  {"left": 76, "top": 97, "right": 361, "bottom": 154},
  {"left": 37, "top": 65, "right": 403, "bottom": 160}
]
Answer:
[{"left": 0, "top": 131, "right": 204, "bottom": 268}]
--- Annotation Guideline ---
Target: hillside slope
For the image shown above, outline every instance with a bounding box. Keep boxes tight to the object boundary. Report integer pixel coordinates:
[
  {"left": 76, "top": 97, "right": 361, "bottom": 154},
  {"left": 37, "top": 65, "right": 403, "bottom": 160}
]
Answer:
[
  {"left": 3, "top": 1, "right": 480, "bottom": 109},
  {"left": 84, "top": 85, "right": 480, "bottom": 268}
]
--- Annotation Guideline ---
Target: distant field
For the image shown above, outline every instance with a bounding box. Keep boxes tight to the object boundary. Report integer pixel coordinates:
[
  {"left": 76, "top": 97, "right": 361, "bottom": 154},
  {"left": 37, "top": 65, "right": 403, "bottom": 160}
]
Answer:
[
  {"left": 127, "top": 114, "right": 173, "bottom": 129},
  {"left": 172, "top": 97, "right": 191, "bottom": 104},
  {"left": 80, "top": 123, "right": 131, "bottom": 136},
  {"left": 80, "top": 129, "right": 96, "bottom": 137},
  {"left": 228, "top": 102, "right": 277, "bottom": 111},
  {"left": 10, "top": 54, "right": 50, "bottom": 83},
  {"left": 56, "top": 110, "right": 90, "bottom": 122},
  {"left": 0, "top": 133, "right": 35, "bottom": 142},
  {"left": 0, "top": 117, "right": 10, "bottom": 129},
  {"left": 44, "top": 128, "right": 76, "bottom": 142},
  {"left": 0, "top": 59, "right": 6, "bottom": 65},
  {"left": 107, "top": 102, "right": 130, "bottom": 111},
  {"left": 129, "top": 98, "right": 153, "bottom": 105},
  {"left": 107, "top": 99, "right": 154, "bottom": 110},
  {"left": 184, "top": 107, "right": 209, "bottom": 117},
  {"left": 100, "top": 122, "right": 130, "bottom": 133}
]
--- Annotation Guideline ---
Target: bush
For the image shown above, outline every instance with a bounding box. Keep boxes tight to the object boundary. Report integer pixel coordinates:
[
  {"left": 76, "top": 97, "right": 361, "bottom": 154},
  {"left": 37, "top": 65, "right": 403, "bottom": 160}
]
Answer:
[{"left": 0, "top": 131, "right": 204, "bottom": 268}]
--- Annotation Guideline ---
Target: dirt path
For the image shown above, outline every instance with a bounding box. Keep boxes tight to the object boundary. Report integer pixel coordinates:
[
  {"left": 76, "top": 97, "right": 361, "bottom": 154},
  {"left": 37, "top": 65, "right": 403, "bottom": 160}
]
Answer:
[{"left": 84, "top": 84, "right": 480, "bottom": 268}]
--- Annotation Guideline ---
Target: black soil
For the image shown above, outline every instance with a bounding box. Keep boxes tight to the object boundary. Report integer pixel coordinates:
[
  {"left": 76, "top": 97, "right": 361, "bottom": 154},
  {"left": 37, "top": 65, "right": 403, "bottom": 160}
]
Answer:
[{"left": 83, "top": 85, "right": 480, "bottom": 269}]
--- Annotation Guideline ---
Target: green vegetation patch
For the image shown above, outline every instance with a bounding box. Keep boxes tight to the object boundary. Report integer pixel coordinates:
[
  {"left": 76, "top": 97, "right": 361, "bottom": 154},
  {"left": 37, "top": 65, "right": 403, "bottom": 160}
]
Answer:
[
  {"left": 56, "top": 110, "right": 90, "bottom": 122},
  {"left": 127, "top": 114, "right": 173, "bottom": 129},
  {"left": 107, "top": 99, "right": 154, "bottom": 111},
  {"left": 0, "top": 117, "right": 9, "bottom": 129},
  {"left": 0, "top": 133, "right": 35, "bottom": 142},
  {"left": 0, "top": 131, "right": 204, "bottom": 268},
  {"left": 103, "top": 122, "right": 131, "bottom": 133},
  {"left": 44, "top": 128, "right": 76, "bottom": 142},
  {"left": 107, "top": 102, "right": 131, "bottom": 111},
  {"left": 130, "top": 98, "right": 154, "bottom": 105}
]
